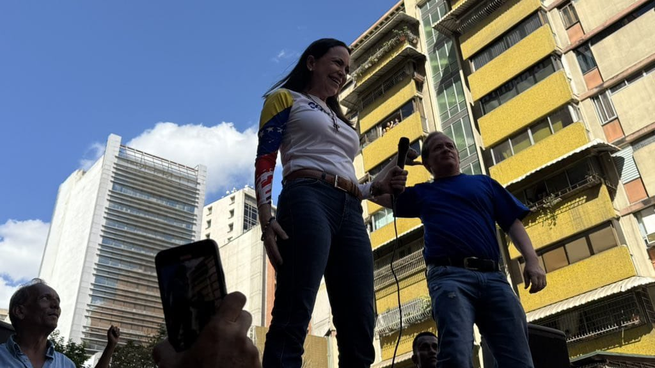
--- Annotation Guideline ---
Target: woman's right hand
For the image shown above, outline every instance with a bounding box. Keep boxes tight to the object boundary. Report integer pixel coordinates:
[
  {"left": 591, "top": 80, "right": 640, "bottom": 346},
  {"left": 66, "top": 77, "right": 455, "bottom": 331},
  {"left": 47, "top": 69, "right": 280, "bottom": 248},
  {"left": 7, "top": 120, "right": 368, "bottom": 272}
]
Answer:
[{"left": 259, "top": 206, "right": 289, "bottom": 272}]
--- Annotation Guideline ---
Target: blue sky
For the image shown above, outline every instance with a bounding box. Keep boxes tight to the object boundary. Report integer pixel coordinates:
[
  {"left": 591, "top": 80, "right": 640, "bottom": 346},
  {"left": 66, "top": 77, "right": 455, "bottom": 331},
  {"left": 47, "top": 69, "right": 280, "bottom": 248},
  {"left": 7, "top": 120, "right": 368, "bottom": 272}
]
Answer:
[{"left": 0, "top": 0, "right": 400, "bottom": 307}]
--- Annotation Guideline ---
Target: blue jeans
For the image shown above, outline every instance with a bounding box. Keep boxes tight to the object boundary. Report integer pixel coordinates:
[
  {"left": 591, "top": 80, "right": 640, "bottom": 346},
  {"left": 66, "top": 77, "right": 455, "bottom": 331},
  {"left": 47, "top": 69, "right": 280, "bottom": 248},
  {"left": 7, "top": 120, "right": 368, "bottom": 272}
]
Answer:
[
  {"left": 427, "top": 265, "right": 534, "bottom": 368},
  {"left": 262, "top": 178, "right": 375, "bottom": 368}
]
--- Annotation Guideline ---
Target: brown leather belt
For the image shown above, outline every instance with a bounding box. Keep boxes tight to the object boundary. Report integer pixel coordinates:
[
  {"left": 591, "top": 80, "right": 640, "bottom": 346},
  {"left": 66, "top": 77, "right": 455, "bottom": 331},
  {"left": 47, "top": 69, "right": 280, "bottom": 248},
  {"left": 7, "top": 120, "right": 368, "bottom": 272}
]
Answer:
[{"left": 285, "top": 169, "right": 362, "bottom": 199}]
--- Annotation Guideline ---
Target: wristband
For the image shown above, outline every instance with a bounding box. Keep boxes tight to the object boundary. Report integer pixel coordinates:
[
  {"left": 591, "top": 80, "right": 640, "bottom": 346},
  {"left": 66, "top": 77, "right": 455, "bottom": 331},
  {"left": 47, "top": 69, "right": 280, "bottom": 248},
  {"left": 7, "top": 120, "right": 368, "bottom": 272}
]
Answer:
[{"left": 260, "top": 217, "right": 276, "bottom": 241}]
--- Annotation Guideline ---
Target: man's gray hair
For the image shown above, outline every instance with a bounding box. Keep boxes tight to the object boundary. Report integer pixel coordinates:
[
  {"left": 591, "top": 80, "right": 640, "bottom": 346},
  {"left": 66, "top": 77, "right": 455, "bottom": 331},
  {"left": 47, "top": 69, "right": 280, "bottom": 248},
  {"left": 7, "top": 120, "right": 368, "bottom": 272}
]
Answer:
[{"left": 8, "top": 278, "right": 48, "bottom": 326}]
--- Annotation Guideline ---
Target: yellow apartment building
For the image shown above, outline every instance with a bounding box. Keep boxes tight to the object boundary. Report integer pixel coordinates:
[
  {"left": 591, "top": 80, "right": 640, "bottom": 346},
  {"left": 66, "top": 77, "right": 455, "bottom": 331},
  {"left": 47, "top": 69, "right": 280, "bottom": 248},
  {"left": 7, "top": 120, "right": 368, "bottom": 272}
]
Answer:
[
  {"left": 432, "top": 0, "right": 655, "bottom": 361},
  {"left": 343, "top": 0, "right": 655, "bottom": 366}
]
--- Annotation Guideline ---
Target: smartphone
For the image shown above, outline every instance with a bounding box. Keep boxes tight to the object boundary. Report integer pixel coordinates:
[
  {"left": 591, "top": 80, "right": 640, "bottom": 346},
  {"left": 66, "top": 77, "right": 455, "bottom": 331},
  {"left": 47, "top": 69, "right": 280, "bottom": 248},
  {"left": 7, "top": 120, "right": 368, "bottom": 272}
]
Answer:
[{"left": 155, "top": 239, "right": 227, "bottom": 352}]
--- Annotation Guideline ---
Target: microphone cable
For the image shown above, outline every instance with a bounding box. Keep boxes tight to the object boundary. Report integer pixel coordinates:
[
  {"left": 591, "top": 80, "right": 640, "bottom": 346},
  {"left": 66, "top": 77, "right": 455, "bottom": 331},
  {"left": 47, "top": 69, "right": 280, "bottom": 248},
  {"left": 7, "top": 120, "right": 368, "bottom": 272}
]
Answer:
[{"left": 389, "top": 194, "right": 402, "bottom": 368}]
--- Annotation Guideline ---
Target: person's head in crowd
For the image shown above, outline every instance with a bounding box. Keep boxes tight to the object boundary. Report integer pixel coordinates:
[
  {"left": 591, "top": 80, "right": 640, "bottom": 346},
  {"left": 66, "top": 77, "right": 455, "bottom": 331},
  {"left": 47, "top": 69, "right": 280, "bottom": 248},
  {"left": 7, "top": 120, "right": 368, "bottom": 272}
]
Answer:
[
  {"left": 412, "top": 331, "right": 438, "bottom": 368},
  {"left": 9, "top": 278, "right": 60, "bottom": 337}
]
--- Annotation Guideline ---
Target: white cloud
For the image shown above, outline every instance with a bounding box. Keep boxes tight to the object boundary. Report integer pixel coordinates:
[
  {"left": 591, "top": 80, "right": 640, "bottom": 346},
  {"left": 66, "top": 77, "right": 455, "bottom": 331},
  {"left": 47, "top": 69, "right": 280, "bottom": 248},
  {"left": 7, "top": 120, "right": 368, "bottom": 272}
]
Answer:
[
  {"left": 126, "top": 122, "right": 259, "bottom": 197},
  {"left": 79, "top": 142, "right": 106, "bottom": 171},
  {"left": 0, "top": 219, "right": 50, "bottom": 309},
  {"left": 271, "top": 49, "right": 299, "bottom": 63}
]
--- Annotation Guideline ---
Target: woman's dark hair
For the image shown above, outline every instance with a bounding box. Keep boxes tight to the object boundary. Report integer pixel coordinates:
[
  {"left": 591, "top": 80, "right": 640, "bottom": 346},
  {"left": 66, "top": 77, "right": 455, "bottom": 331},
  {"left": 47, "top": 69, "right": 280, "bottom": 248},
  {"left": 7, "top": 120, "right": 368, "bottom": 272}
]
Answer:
[{"left": 265, "top": 38, "right": 352, "bottom": 125}]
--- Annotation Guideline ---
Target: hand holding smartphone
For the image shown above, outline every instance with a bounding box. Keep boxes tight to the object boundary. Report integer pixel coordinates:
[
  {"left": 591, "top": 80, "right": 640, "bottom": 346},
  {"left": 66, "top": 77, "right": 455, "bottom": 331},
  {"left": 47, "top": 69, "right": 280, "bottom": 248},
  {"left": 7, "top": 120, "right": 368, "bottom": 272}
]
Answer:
[{"left": 155, "top": 239, "right": 227, "bottom": 352}]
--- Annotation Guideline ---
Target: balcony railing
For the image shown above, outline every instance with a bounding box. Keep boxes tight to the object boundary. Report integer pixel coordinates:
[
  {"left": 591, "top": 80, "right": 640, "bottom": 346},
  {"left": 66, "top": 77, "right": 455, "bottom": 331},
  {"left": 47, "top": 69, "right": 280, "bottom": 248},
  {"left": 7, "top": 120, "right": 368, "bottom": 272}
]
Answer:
[
  {"left": 528, "top": 174, "right": 612, "bottom": 212},
  {"left": 374, "top": 249, "right": 425, "bottom": 291},
  {"left": 376, "top": 296, "right": 432, "bottom": 336}
]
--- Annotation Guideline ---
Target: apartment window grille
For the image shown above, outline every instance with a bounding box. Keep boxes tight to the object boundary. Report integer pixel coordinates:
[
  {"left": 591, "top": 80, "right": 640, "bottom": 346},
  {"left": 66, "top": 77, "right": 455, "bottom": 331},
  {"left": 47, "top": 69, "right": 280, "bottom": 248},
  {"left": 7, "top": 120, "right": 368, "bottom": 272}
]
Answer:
[
  {"left": 518, "top": 223, "right": 618, "bottom": 276},
  {"left": 489, "top": 105, "right": 576, "bottom": 165},
  {"left": 374, "top": 248, "right": 425, "bottom": 291},
  {"left": 536, "top": 291, "right": 654, "bottom": 342},
  {"left": 480, "top": 57, "right": 559, "bottom": 115},
  {"left": 592, "top": 90, "right": 617, "bottom": 125},
  {"left": 513, "top": 158, "right": 604, "bottom": 208},
  {"left": 376, "top": 297, "right": 432, "bottom": 336},
  {"left": 471, "top": 12, "right": 543, "bottom": 70},
  {"left": 560, "top": 3, "right": 580, "bottom": 29}
]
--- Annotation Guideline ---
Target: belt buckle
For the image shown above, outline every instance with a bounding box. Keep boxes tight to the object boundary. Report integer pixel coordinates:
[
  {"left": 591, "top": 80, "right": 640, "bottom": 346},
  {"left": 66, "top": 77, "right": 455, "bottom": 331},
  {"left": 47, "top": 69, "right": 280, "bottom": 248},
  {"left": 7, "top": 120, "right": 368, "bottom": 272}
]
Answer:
[
  {"left": 463, "top": 257, "right": 480, "bottom": 271},
  {"left": 333, "top": 174, "right": 348, "bottom": 192}
]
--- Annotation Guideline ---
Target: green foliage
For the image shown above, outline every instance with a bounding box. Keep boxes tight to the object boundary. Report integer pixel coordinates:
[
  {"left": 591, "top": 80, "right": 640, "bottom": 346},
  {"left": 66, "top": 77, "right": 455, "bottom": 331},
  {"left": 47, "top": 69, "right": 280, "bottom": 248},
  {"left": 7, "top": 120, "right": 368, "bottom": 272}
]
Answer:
[
  {"left": 109, "top": 325, "right": 167, "bottom": 368},
  {"left": 50, "top": 330, "right": 89, "bottom": 368}
]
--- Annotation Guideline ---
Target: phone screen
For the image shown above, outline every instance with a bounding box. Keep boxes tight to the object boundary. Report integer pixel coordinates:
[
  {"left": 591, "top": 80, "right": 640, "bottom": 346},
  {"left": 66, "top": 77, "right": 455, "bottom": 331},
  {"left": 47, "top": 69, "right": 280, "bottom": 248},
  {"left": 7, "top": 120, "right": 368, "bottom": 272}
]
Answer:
[{"left": 156, "top": 240, "right": 226, "bottom": 351}]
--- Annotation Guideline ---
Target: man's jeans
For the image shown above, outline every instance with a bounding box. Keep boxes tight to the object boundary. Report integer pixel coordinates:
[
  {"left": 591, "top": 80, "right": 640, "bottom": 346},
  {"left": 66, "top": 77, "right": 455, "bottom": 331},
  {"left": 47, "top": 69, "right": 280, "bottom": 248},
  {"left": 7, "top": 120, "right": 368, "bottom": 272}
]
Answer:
[
  {"left": 427, "top": 265, "right": 534, "bottom": 368},
  {"left": 262, "top": 178, "right": 375, "bottom": 368}
]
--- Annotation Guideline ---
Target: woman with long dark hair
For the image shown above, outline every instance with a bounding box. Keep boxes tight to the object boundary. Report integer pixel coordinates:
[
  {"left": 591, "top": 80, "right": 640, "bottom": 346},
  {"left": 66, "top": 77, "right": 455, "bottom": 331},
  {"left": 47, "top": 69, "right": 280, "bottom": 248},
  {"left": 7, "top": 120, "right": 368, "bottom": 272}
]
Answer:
[{"left": 254, "top": 38, "right": 407, "bottom": 367}]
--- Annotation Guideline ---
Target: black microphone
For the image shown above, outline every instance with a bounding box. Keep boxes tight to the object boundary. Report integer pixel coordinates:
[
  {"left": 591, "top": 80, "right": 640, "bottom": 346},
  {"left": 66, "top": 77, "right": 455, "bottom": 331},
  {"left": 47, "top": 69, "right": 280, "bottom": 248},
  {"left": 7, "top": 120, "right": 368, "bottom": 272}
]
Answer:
[{"left": 397, "top": 137, "right": 410, "bottom": 169}]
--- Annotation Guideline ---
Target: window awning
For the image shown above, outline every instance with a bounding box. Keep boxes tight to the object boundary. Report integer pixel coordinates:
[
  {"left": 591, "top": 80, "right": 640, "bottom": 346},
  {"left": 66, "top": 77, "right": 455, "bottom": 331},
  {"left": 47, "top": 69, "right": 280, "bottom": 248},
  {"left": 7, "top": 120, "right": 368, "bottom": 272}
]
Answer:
[
  {"left": 526, "top": 276, "right": 655, "bottom": 322},
  {"left": 504, "top": 139, "right": 619, "bottom": 189},
  {"left": 432, "top": 0, "right": 508, "bottom": 36}
]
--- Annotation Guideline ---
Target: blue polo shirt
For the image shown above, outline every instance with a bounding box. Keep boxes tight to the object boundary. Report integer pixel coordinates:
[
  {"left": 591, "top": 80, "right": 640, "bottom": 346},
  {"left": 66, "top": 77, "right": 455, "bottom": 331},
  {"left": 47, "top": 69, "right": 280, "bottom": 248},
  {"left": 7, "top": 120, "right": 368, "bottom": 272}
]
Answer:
[
  {"left": 395, "top": 174, "right": 529, "bottom": 263},
  {"left": 0, "top": 334, "right": 75, "bottom": 368}
]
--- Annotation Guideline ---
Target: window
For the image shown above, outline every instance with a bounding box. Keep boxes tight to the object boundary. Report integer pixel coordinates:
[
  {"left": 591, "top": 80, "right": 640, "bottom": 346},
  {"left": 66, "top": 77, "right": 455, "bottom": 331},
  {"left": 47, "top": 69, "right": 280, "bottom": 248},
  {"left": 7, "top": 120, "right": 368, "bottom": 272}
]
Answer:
[
  {"left": 517, "top": 223, "right": 618, "bottom": 278},
  {"left": 589, "top": 226, "right": 617, "bottom": 253},
  {"left": 592, "top": 90, "right": 617, "bottom": 124},
  {"left": 361, "top": 67, "right": 411, "bottom": 109},
  {"left": 481, "top": 57, "right": 559, "bottom": 115},
  {"left": 228, "top": 223, "right": 233, "bottom": 232},
  {"left": 489, "top": 105, "right": 576, "bottom": 165},
  {"left": 230, "top": 196, "right": 235, "bottom": 204},
  {"left": 471, "top": 12, "right": 543, "bottom": 70},
  {"left": 560, "top": 3, "right": 580, "bottom": 29},
  {"left": 372, "top": 208, "right": 394, "bottom": 231},
  {"left": 207, "top": 206, "right": 212, "bottom": 215},
  {"left": 243, "top": 202, "right": 258, "bottom": 232},
  {"left": 205, "top": 233, "right": 211, "bottom": 239},
  {"left": 206, "top": 220, "right": 211, "bottom": 229},
  {"left": 360, "top": 99, "right": 417, "bottom": 149},
  {"left": 635, "top": 206, "right": 655, "bottom": 245},
  {"left": 229, "top": 209, "right": 234, "bottom": 218},
  {"left": 575, "top": 43, "right": 597, "bottom": 74},
  {"left": 610, "top": 65, "right": 655, "bottom": 94}
]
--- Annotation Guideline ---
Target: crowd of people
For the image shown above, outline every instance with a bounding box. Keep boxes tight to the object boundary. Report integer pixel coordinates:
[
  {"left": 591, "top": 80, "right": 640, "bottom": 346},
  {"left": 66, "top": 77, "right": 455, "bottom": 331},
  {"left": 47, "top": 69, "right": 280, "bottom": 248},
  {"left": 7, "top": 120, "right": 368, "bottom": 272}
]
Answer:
[{"left": 1, "top": 37, "right": 546, "bottom": 368}]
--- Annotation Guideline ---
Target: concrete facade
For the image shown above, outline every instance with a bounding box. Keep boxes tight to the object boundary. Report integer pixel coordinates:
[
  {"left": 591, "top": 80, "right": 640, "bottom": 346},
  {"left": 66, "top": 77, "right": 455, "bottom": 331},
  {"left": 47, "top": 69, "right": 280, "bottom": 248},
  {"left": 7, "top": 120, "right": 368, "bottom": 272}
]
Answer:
[{"left": 39, "top": 134, "right": 206, "bottom": 353}]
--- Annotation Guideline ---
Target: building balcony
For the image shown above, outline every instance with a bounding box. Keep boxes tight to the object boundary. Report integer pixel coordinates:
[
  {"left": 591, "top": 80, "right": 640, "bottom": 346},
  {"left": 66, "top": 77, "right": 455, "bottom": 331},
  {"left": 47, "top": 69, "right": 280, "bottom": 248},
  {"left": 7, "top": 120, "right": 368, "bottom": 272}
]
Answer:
[
  {"left": 489, "top": 122, "right": 590, "bottom": 186},
  {"left": 376, "top": 296, "right": 431, "bottom": 337},
  {"left": 371, "top": 217, "right": 423, "bottom": 251},
  {"left": 457, "top": 0, "right": 541, "bottom": 59},
  {"left": 469, "top": 25, "right": 558, "bottom": 102},
  {"left": 479, "top": 71, "right": 574, "bottom": 148},
  {"left": 359, "top": 77, "right": 417, "bottom": 133},
  {"left": 517, "top": 246, "right": 637, "bottom": 313},
  {"left": 342, "top": 39, "right": 424, "bottom": 109},
  {"left": 374, "top": 248, "right": 425, "bottom": 291},
  {"left": 508, "top": 184, "right": 617, "bottom": 259},
  {"left": 362, "top": 113, "right": 425, "bottom": 172}
]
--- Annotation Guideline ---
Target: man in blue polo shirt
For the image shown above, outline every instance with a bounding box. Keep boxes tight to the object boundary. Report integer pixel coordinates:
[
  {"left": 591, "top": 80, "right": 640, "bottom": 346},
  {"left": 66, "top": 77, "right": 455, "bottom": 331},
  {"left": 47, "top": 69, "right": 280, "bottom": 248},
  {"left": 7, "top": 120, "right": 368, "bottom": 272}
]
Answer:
[
  {"left": 0, "top": 279, "right": 75, "bottom": 368},
  {"left": 392, "top": 132, "right": 546, "bottom": 368}
]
